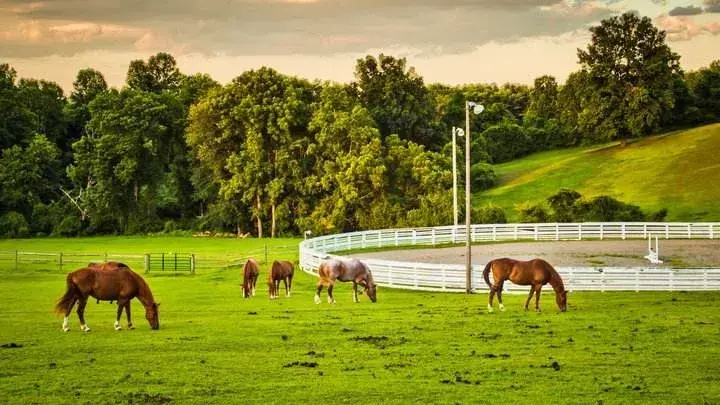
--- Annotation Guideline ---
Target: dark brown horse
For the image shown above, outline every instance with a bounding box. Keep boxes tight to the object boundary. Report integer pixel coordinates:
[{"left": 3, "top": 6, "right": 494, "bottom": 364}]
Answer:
[
  {"left": 268, "top": 260, "right": 294, "bottom": 299},
  {"left": 55, "top": 265, "right": 160, "bottom": 332},
  {"left": 483, "top": 258, "right": 567, "bottom": 312},
  {"left": 242, "top": 259, "right": 259, "bottom": 298},
  {"left": 314, "top": 258, "right": 377, "bottom": 304}
]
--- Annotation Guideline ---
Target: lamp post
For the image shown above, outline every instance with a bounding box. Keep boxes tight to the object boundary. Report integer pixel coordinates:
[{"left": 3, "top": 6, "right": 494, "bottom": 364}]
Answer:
[
  {"left": 451, "top": 126, "right": 465, "bottom": 227},
  {"left": 465, "top": 101, "right": 484, "bottom": 294}
]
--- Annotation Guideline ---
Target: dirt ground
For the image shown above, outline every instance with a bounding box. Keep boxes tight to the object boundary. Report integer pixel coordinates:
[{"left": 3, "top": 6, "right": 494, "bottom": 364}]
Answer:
[{"left": 353, "top": 239, "right": 720, "bottom": 267}]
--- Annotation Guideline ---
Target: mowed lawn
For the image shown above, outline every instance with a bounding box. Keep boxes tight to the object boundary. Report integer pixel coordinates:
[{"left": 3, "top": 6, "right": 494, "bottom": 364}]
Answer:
[
  {"left": 1, "top": 237, "right": 720, "bottom": 404},
  {"left": 478, "top": 123, "right": 720, "bottom": 222}
]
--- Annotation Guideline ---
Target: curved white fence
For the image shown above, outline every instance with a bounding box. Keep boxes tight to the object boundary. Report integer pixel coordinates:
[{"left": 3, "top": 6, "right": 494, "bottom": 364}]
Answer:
[{"left": 299, "top": 222, "right": 720, "bottom": 292}]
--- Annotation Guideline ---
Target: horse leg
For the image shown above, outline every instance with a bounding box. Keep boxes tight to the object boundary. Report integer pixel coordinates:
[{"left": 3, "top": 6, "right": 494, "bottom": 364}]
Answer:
[
  {"left": 327, "top": 284, "right": 336, "bottom": 304},
  {"left": 524, "top": 285, "right": 536, "bottom": 311},
  {"left": 496, "top": 281, "right": 506, "bottom": 311},
  {"left": 314, "top": 282, "right": 323, "bottom": 304},
  {"left": 283, "top": 278, "right": 289, "bottom": 297},
  {"left": 114, "top": 299, "right": 126, "bottom": 331},
  {"left": 287, "top": 275, "right": 293, "bottom": 297},
  {"left": 63, "top": 296, "right": 77, "bottom": 332},
  {"left": 77, "top": 297, "right": 91, "bottom": 332},
  {"left": 353, "top": 282, "right": 359, "bottom": 303},
  {"left": 251, "top": 276, "right": 257, "bottom": 297},
  {"left": 488, "top": 282, "right": 499, "bottom": 312},
  {"left": 274, "top": 280, "right": 281, "bottom": 299},
  {"left": 534, "top": 284, "right": 543, "bottom": 312},
  {"left": 126, "top": 301, "right": 134, "bottom": 330}
]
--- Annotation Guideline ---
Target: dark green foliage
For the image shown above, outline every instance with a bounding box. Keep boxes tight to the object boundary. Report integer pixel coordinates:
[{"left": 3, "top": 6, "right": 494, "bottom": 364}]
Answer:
[
  {"left": 470, "top": 163, "right": 496, "bottom": 191},
  {"left": 473, "top": 204, "right": 507, "bottom": 224},
  {"left": 482, "top": 122, "right": 530, "bottom": 163},
  {"left": 547, "top": 189, "right": 582, "bottom": 222},
  {"left": 0, "top": 211, "right": 29, "bottom": 238},
  {"left": 539, "top": 189, "right": 665, "bottom": 223},
  {"left": 519, "top": 203, "right": 551, "bottom": 223},
  {"left": 578, "top": 196, "right": 646, "bottom": 222}
]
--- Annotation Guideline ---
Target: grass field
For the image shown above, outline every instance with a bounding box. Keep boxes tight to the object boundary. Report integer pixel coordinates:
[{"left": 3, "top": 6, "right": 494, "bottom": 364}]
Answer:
[
  {"left": 477, "top": 123, "right": 720, "bottom": 222},
  {"left": 1, "top": 237, "right": 720, "bottom": 404}
]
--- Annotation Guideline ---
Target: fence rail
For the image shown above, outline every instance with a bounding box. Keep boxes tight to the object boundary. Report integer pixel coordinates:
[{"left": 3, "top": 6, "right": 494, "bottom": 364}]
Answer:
[
  {"left": 298, "top": 222, "right": 720, "bottom": 292},
  {"left": 0, "top": 244, "right": 298, "bottom": 273}
]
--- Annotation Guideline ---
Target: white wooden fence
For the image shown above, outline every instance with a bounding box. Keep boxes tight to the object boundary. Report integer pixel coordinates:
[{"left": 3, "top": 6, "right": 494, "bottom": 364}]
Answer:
[{"left": 299, "top": 222, "right": 720, "bottom": 292}]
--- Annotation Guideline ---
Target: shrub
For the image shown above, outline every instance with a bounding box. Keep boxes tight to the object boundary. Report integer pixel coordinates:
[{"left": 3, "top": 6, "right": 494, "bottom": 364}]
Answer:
[{"left": 0, "top": 212, "right": 30, "bottom": 238}]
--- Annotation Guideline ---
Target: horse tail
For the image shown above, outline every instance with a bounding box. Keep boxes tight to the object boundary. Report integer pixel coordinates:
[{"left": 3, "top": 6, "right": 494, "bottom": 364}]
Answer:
[
  {"left": 55, "top": 274, "right": 77, "bottom": 315},
  {"left": 483, "top": 260, "right": 494, "bottom": 290}
]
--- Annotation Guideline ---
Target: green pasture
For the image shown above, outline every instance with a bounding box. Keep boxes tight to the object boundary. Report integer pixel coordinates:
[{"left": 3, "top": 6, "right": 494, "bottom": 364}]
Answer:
[
  {"left": 478, "top": 123, "right": 720, "bottom": 222},
  {"left": 0, "top": 237, "right": 719, "bottom": 404}
]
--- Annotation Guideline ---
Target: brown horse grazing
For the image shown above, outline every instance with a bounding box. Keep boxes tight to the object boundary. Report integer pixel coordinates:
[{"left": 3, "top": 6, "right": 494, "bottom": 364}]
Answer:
[
  {"left": 483, "top": 258, "right": 567, "bottom": 312},
  {"left": 268, "top": 260, "right": 294, "bottom": 299},
  {"left": 314, "top": 258, "right": 377, "bottom": 304},
  {"left": 242, "top": 259, "right": 260, "bottom": 298},
  {"left": 55, "top": 266, "right": 160, "bottom": 332},
  {"left": 87, "top": 261, "right": 129, "bottom": 304}
]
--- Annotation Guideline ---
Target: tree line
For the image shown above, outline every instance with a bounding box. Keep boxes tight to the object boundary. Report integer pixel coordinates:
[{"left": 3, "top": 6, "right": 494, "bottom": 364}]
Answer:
[{"left": 1, "top": 12, "right": 719, "bottom": 238}]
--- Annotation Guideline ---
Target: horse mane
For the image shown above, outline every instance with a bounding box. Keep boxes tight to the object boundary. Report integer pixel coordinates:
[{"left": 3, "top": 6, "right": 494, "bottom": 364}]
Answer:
[
  {"left": 544, "top": 261, "right": 565, "bottom": 293},
  {"left": 128, "top": 269, "right": 155, "bottom": 306}
]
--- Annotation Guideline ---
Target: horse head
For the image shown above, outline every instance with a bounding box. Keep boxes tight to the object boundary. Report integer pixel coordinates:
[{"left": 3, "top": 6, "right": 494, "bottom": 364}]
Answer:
[
  {"left": 145, "top": 302, "right": 160, "bottom": 329},
  {"left": 364, "top": 273, "right": 378, "bottom": 303},
  {"left": 556, "top": 290, "right": 568, "bottom": 312}
]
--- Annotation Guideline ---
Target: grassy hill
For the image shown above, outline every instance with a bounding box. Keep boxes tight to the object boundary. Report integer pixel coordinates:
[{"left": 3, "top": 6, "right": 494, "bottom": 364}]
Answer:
[{"left": 476, "top": 123, "right": 720, "bottom": 222}]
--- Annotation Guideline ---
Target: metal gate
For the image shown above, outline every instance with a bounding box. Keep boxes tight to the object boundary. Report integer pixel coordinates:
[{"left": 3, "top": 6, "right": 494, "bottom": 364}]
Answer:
[{"left": 144, "top": 253, "right": 195, "bottom": 273}]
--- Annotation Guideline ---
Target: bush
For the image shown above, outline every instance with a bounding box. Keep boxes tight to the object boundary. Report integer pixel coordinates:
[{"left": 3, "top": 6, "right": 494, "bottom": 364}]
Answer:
[
  {"left": 54, "top": 216, "right": 82, "bottom": 237},
  {"left": 0, "top": 212, "right": 30, "bottom": 238},
  {"left": 470, "top": 163, "right": 497, "bottom": 191},
  {"left": 577, "top": 196, "right": 646, "bottom": 221},
  {"left": 519, "top": 203, "right": 550, "bottom": 223},
  {"left": 473, "top": 204, "right": 507, "bottom": 224},
  {"left": 163, "top": 220, "right": 177, "bottom": 233}
]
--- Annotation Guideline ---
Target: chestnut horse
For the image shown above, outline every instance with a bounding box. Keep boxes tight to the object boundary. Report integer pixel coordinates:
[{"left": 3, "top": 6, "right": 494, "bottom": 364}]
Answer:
[
  {"left": 314, "top": 258, "right": 377, "bottom": 304},
  {"left": 55, "top": 265, "right": 159, "bottom": 331},
  {"left": 242, "top": 259, "right": 259, "bottom": 298},
  {"left": 268, "top": 260, "right": 294, "bottom": 299},
  {"left": 483, "top": 258, "right": 567, "bottom": 312},
  {"left": 88, "top": 261, "right": 128, "bottom": 304}
]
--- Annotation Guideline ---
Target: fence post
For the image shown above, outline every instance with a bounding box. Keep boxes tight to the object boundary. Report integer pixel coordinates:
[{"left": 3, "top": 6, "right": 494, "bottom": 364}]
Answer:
[
  {"left": 395, "top": 231, "right": 399, "bottom": 246},
  {"left": 493, "top": 225, "right": 497, "bottom": 242},
  {"left": 432, "top": 228, "right": 436, "bottom": 246},
  {"left": 15, "top": 250, "right": 18, "bottom": 271},
  {"left": 687, "top": 224, "right": 691, "bottom": 239},
  {"left": 710, "top": 224, "right": 714, "bottom": 240},
  {"left": 635, "top": 270, "right": 639, "bottom": 292},
  {"left": 534, "top": 225, "right": 538, "bottom": 241},
  {"left": 174, "top": 253, "right": 178, "bottom": 272},
  {"left": 265, "top": 244, "right": 268, "bottom": 263},
  {"left": 161, "top": 253, "right": 165, "bottom": 272},
  {"left": 600, "top": 224, "right": 604, "bottom": 240},
  {"left": 622, "top": 223, "right": 626, "bottom": 240},
  {"left": 514, "top": 225, "right": 518, "bottom": 240},
  {"left": 704, "top": 269, "right": 708, "bottom": 290},
  {"left": 578, "top": 223, "right": 582, "bottom": 241},
  {"left": 58, "top": 252, "right": 63, "bottom": 272},
  {"left": 412, "top": 230, "right": 417, "bottom": 245},
  {"left": 555, "top": 224, "right": 559, "bottom": 241},
  {"left": 665, "top": 224, "right": 669, "bottom": 239},
  {"left": 191, "top": 254, "right": 196, "bottom": 274},
  {"left": 144, "top": 254, "right": 150, "bottom": 273}
]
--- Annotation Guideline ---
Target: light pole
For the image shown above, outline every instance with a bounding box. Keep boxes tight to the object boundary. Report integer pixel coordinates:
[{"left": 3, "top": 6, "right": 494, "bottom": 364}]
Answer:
[
  {"left": 465, "top": 101, "right": 484, "bottom": 294},
  {"left": 452, "top": 126, "right": 465, "bottom": 227}
]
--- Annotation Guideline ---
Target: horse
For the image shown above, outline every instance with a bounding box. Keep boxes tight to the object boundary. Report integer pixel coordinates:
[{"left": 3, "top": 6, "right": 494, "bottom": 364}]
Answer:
[
  {"left": 483, "top": 258, "right": 567, "bottom": 312},
  {"left": 242, "top": 259, "right": 260, "bottom": 298},
  {"left": 314, "top": 258, "right": 377, "bottom": 304},
  {"left": 55, "top": 265, "right": 160, "bottom": 332},
  {"left": 268, "top": 260, "right": 294, "bottom": 299},
  {"left": 87, "top": 261, "right": 129, "bottom": 304}
]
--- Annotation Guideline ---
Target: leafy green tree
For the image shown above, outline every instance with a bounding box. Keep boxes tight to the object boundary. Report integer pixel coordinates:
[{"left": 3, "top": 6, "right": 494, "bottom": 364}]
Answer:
[
  {"left": 0, "top": 63, "right": 38, "bottom": 149},
  {"left": 557, "top": 70, "right": 591, "bottom": 145},
  {"left": 177, "top": 73, "right": 220, "bottom": 108},
  {"left": 69, "top": 89, "right": 185, "bottom": 233},
  {"left": 352, "top": 54, "right": 437, "bottom": 147},
  {"left": 17, "top": 79, "right": 67, "bottom": 146},
  {"left": 0, "top": 135, "right": 62, "bottom": 219},
  {"left": 547, "top": 189, "right": 582, "bottom": 222},
  {"left": 527, "top": 75, "right": 559, "bottom": 120},
  {"left": 473, "top": 204, "right": 507, "bottom": 224},
  {"left": 65, "top": 68, "right": 109, "bottom": 160},
  {"left": 577, "top": 12, "right": 681, "bottom": 144},
  {"left": 126, "top": 52, "right": 182, "bottom": 93},
  {"left": 687, "top": 60, "right": 720, "bottom": 122}
]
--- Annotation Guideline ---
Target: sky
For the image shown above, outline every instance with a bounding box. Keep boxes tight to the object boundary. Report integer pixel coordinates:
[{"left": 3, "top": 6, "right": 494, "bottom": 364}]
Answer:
[{"left": 1, "top": 0, "right": 719, "bottom": 91}]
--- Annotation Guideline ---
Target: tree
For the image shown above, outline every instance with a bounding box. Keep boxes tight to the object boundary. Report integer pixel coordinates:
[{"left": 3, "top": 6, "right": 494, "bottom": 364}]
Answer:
[
  {"left": 351, "top": 54, "right": 437, "bottom": 147},
  {"left": 527, "top": 75, "right": 559, "bottom": 121},
  {"left": 687, "top": 60, "right": 720, "bottom": 122},
  {"left": 126, "top": 53, "right": 182, "bottom": 93},
  {"left": 70, "top": 68, "right": 108, "bottom": 105},
  {"left": 69, "top": 89, "right": 185, "bottom": 233},
  {"left": 177, "top": 73, "right": 220, "bottom": 108},
  {"left": 17, "top": 79, "right": 67, "bottom": 146},
  {"left": 577, "top": 12, "right": 680, "bottom": 144},
  {"left": 0, "top": 63, "right": 38, "bottom": 149},
  {"left": 0, "top": 135, "right": 62, "bottom": 220}
]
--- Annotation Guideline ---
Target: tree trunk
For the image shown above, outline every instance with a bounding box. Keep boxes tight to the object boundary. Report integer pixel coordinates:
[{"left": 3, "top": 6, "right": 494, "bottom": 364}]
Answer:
[
  {"left": 271, "top": 203, "right": 276, "bottom": 238},
  {"left": 237, "top": 221, "right": 241, "bottom": 238},
  {"left": 256, "top": 194, "right": 263, "bottom": 238},
  {"left": 134, "top": 180, "right": 139, "bottom": 202}
]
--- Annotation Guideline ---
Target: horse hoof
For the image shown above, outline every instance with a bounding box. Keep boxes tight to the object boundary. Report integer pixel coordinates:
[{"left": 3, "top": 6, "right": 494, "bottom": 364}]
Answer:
[
  {"left": 115, "top": 326, "right": 122, "bottom": 331},
  {"left": 499, "top": 304, "right": 506, "bottom": 312},
  {"left": 81, "top": 325, "right": 91, "bottom": 332},
  {"left": 487, "top": 305, "right": 494, "bottom": 313},
  {"left": 314, "top": 295, "right": 321, "bottom": 304},
  {"left": 128, "top": 324, "right": 135, "bottom": 330},
  {"left": 62, "top": 327, "right": 70, "bottom": 332}
]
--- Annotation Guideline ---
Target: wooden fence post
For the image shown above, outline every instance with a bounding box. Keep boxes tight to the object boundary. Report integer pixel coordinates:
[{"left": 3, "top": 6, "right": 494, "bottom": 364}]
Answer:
[
  {"left": 58, "top": 252, "right": 63, "bottom": 272},
  {"left": 191, "top": 254, "right": 196, "bottom": 274},
  {"left": 144, "top": 254, "right": 150, "bottom": 273},
  {"left": 15, "top": 250, "right": 19, "bottom": 271}
]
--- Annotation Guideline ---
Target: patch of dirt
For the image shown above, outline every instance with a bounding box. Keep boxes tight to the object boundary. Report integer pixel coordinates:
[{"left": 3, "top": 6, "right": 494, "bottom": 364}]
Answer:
[{"left": 354, "top": 240, "right": 720, "bottom": 267}]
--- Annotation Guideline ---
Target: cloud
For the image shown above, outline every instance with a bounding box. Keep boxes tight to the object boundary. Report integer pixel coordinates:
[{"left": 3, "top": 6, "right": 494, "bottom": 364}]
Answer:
[
  {"left": 655, "top": 13, "right": 720, "bottom": 41},
  {"left": 0, "top": 0, "right": 619, "bottom": 58},
  {"left": 668, "top": 5, "right": 703, "bottom": 16}
]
